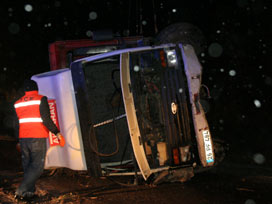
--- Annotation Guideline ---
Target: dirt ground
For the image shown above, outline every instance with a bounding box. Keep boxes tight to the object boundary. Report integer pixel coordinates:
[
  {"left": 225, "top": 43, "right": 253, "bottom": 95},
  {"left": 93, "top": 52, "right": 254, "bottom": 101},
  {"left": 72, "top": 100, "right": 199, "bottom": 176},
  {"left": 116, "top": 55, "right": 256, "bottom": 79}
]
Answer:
[{"left": 1, "top": 138, "right": 272, "bottom": 204}]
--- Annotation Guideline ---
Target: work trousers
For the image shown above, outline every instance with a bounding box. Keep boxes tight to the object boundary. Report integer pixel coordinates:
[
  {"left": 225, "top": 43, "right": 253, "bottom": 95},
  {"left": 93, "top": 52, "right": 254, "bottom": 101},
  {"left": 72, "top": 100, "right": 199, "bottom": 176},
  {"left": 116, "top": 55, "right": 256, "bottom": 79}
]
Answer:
[{"left": 16, "top": 138, "right": 47, "bottom": 196}]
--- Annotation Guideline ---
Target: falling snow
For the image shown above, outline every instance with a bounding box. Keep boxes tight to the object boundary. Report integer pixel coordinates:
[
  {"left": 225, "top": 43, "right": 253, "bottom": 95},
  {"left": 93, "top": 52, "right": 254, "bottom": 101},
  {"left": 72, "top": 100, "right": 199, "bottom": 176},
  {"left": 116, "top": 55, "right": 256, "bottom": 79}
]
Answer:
[
  {"left": 86, "top": 30, "right": 92, "bottom": 37},
  {"left": 208, "top": 43, "right": 223, "bottom": 57},
  {"left": 24, "top": 4, "right": 33, "bottom": 12},
  {"left": 229, "top": 70, "right": 236, "bottom": 76},
  {"left": 142, "top": 20, "right": 147, "bottom": 25},
  {"left": 89, "top": 11, "right": 97, "bottom": 20},
  {"left": 253, "top": 99, "right": 261, "bottom": 108},
  {"left": 253, "top": 153, "right": 266, "bottom": 164},
  {"left": 133, "top": 65, "right": 140, "bottom": 72}
]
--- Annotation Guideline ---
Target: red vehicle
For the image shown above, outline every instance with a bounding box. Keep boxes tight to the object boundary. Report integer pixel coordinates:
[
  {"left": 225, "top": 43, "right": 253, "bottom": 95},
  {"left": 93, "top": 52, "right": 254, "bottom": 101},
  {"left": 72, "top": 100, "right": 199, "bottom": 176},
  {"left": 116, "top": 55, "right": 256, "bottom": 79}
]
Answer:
[{"left": 49, "top": 35, "right": 151, "bottom": 70}]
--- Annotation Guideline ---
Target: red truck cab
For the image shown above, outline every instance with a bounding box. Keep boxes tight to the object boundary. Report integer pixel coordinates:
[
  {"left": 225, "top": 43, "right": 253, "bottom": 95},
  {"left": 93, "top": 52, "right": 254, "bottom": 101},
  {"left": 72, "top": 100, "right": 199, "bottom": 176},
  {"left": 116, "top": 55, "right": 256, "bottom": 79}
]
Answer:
[{"left": 49, "top": 36, "right": 150, "bottom": 70}]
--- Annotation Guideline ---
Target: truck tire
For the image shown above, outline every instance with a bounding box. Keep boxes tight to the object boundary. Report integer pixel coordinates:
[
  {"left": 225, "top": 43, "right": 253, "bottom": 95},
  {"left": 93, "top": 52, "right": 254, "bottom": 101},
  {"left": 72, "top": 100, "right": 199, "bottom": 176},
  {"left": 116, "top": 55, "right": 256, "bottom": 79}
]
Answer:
[{"left": 155, "top": 22, "right": 206, "bottom": 55}]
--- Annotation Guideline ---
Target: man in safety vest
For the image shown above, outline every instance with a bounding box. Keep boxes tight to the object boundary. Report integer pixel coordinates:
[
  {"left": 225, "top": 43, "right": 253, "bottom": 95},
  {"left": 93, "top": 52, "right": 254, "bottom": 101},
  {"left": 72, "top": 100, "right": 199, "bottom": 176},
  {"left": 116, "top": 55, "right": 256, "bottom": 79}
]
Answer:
[{"left": 13, "top": 79, "right": 65, "bottom": 201}]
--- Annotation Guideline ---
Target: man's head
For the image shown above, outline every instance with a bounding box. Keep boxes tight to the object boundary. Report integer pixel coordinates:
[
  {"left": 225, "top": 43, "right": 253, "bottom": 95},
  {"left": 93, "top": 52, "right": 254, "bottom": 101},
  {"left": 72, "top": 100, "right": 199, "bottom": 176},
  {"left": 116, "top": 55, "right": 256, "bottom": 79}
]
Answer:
[{"left": 23, "top": 79, "right": 38, "bottom": 92}]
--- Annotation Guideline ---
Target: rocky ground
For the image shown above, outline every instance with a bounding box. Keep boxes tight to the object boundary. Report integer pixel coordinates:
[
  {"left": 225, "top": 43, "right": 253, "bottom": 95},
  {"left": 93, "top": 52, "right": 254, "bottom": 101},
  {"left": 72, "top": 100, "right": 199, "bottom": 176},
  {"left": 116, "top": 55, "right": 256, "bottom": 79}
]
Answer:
[{"left": 1, "top": 136, "right": 272, "bottom": 204}]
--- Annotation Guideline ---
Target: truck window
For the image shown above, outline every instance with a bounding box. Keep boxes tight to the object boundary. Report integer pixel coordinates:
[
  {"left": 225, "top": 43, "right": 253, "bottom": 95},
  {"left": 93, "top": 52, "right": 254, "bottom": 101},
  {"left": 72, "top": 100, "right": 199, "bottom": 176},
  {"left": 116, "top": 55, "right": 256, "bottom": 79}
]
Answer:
[{"left": 82, "top": 55, "right": 132, "bottom": 164}]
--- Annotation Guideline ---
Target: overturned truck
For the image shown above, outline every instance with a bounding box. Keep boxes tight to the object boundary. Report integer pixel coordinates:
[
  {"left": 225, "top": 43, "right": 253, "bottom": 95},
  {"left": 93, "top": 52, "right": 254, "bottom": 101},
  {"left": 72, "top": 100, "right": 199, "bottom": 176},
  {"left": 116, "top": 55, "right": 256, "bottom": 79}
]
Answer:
[{"left": 32, "top": 42, "right": 215, "bottom": 184}]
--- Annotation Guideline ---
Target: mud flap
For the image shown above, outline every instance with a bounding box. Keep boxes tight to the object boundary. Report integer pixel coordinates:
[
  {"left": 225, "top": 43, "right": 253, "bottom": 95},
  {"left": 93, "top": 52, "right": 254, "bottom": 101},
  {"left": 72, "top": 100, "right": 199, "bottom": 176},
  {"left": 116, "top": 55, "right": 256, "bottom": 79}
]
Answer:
[{"left": 180, "top": 44, "right": 215, "bottom": 167}]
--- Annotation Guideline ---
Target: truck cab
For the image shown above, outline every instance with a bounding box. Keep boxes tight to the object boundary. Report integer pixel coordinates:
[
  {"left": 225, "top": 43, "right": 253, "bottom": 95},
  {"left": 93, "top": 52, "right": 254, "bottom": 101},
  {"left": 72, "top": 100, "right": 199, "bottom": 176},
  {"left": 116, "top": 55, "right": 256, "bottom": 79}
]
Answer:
[{"left": 32, "top": 42, "right": 215, "bottom": 184}]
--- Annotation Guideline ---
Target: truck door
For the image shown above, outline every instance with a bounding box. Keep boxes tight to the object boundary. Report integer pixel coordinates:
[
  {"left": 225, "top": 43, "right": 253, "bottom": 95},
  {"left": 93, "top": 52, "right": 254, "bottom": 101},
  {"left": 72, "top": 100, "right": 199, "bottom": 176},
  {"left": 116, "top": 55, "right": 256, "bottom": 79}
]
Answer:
[
  {"left": 71, "top": 55, "right": 133, "bottom": 177},
  {"left": 121, "top": 53, "right": 152, "bottom": 180}
]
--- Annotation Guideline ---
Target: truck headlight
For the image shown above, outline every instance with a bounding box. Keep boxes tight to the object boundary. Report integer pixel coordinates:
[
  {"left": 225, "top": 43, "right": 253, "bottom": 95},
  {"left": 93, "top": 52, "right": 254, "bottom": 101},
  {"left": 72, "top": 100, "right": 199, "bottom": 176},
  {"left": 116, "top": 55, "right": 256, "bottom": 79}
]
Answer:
[{"left": 166, "top": 50, "right": 177, "bottom": 67}]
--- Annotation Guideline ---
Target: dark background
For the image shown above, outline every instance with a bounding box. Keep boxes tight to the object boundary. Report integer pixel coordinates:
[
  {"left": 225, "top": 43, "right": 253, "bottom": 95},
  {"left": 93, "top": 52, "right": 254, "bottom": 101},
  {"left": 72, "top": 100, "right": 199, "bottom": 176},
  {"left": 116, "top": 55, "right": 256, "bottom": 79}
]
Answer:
[{"left": 0, "top": 0, "right": 271, "bottom": 166}]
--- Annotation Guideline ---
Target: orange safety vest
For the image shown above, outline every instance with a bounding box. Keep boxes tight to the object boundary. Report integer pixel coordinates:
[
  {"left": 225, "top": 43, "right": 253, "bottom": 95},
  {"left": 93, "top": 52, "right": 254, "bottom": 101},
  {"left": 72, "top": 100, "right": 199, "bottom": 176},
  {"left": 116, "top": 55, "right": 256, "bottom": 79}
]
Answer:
[{"left": 14, "top": 90, "right": 49, "bottom": 138}]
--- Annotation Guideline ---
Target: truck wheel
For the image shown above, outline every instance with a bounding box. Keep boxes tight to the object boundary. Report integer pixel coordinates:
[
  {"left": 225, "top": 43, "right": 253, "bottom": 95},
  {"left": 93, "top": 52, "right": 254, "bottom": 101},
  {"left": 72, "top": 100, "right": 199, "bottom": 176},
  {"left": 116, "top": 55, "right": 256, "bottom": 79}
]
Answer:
[{"left": 155, "top": 22, "right": 206, "bottom": 55}]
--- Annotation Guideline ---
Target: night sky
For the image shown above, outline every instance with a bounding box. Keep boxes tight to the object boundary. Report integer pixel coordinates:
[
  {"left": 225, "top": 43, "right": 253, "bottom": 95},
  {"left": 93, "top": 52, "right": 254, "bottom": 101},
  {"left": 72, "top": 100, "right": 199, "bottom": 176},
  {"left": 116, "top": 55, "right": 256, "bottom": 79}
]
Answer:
[{"left": 0, "top": 0, "right": 271, "bottom": 164}]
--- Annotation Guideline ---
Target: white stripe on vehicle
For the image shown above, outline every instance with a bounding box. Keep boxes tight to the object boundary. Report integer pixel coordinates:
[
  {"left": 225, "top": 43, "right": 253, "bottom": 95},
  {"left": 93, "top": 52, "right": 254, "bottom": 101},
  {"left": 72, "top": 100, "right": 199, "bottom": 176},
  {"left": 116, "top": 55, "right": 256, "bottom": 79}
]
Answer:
[
  {"left": 19, "top": 118, "right": 43, "bottom": 123},
  {"left": 15, "top": 100, "right": 41, "bottom": 108}
]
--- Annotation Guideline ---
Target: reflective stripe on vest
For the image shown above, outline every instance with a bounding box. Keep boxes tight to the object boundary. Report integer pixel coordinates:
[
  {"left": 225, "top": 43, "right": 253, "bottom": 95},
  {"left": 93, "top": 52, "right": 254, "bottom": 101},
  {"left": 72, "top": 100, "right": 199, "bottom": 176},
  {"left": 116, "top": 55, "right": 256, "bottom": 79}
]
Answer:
[
  {"left": 19, "top": 118, "right": 43, "bottom": 123},
  {"left": 14, "top": 100, "right": 41, "bottom": 108}
]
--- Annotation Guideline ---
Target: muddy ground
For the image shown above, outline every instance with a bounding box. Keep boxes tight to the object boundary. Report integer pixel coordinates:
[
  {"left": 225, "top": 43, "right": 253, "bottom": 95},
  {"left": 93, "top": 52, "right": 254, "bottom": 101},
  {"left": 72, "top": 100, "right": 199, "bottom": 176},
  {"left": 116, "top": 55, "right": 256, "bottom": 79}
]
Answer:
[{"left": 1, "top": 137, "right": 272, "bottom": 204}]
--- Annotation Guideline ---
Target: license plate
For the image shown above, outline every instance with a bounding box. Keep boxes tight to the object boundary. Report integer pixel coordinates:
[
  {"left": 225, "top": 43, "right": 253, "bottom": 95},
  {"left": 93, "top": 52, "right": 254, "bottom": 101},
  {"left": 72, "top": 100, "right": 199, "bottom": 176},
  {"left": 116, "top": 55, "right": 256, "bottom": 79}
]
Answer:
[{"left": 202, "top": 130, "right": 214, "bottom": 163}]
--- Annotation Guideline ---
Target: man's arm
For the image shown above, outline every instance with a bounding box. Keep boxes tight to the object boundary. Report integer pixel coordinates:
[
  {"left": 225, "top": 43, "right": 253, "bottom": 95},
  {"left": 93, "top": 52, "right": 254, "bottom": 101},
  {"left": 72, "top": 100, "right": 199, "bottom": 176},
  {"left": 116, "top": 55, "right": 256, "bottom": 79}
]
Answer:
[{"left": 40, "top": 96, "right": 60, "bottom": 135}]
